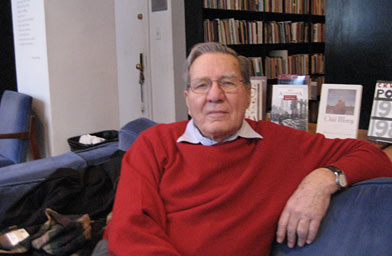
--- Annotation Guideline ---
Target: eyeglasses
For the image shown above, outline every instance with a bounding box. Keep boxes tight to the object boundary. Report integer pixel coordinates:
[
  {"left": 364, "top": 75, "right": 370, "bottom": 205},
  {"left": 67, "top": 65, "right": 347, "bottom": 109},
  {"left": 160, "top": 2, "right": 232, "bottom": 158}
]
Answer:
[{"left": 189, "top": 77, "right": 244, "bottom": 94}]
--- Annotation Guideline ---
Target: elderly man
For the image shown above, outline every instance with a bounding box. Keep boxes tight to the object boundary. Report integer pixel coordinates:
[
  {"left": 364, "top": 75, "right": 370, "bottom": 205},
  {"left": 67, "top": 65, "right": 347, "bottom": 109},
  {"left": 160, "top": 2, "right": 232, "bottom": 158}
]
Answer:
[{"left": 106, "top": 42, "right": 392, "bottom": 255}]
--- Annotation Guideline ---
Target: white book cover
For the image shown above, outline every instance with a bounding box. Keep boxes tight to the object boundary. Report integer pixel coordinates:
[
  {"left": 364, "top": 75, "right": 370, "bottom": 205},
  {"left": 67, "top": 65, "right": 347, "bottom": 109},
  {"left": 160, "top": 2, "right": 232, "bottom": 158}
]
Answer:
[
  {"left": 368, "top": 81, "right": 392, "bottom": 143},
  {"left": 271, "top": 84, "right": 309, "bottom": 130},
  {"left": 245, "top": 76, "right": 267, "bottom": 121},
  {"left": 316, "top": 84, "right": 363, "bottom": 139}
]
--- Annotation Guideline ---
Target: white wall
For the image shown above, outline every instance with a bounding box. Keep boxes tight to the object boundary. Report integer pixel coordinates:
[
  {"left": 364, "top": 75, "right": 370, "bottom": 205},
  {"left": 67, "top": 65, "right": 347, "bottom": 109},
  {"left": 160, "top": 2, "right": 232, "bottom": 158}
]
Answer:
[
  {"left": 11, "top": 0, "right": 52, "bottom": 155},
  {"left": 149, "top": 0, "right": 187, "bottom": 123},
  {"left": 12, "top": 0, "right": 119, "bottom": 156},
  {"left": 45, "top": 0, "right": 119, "bottom": 155},
  {"left": 12, "top": 0, "right": 186, "bottom": 156}
]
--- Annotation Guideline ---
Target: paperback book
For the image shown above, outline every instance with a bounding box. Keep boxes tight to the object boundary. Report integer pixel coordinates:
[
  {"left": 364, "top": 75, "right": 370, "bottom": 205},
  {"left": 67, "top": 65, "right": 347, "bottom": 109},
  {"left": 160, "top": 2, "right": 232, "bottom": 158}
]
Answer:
[
  {"left": 271, "top": 84, "right": 308, "bottom": 130},
  {"left": 368, "top": 81, "right": 392, "bottom": 143},
  {"left": 245, "top": 76, "right": 267, "bottom": 121},
  {"left": 316, "top": 84, "right": 362, "bottom": 139}
]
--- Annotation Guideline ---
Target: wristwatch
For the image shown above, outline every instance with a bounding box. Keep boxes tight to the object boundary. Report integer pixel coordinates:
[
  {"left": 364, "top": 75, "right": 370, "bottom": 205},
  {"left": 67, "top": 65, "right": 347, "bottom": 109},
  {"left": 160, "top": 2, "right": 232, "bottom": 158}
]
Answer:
[{"left": 324, "top": 166, "right": 347, "bottom": 189}]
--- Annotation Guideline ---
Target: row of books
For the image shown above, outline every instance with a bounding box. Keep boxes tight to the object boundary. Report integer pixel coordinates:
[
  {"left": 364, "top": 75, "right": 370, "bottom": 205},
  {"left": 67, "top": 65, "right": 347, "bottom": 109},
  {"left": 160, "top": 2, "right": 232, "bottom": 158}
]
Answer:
[
  {"left": 204, "top": 19, "right": 263, "bottom": 45},
  {"left": 265, "top": 21, "right": 310, "bottom": 44},
  {"left": 204, "top": 19, "right": 325, "bottom": 44},
  {"left": 249, "top": 51, "right": 325, "bottom": 78},
  {"left": 311, "top": 53, "right": 324, "bottom": 74},
  {"left": 284, "top": 0, "right": 309, "bottom": 14},
  {"left": 246, "top": 78, "right": 392, "bottom": 143},
  {"left": 203, "top": 0, "right": 283, "bottom": 12},
  {"left": 203, "top": 0, "right": 325, "bottom": 15},
  {"left": 265, "top": 54, "right": 309, "bottom": 78},
  {"left": 245, "top": 76, "right": 362, "bottom": 138}
]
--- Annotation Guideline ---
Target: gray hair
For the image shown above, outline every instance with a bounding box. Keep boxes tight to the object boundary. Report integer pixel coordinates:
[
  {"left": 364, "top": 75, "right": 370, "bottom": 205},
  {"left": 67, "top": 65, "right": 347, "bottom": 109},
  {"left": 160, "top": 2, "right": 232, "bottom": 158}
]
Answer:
[{"left": 184, "top": 42, "right": 253, "bottom": 90}]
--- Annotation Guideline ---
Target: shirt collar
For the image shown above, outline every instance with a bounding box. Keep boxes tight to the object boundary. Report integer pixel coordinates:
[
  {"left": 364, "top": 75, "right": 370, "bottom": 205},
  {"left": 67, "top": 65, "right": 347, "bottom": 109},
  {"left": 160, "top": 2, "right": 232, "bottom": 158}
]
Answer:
[{"left": 177, "top": 119, "right": 262, "bottom": 146}]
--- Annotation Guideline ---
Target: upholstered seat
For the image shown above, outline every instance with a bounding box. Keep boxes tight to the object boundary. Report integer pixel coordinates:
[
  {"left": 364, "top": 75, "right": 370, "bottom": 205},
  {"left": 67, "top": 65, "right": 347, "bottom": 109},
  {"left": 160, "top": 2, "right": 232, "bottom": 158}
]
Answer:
[{"left": 0, "top": 90, "right": 40, "bottom": 167}]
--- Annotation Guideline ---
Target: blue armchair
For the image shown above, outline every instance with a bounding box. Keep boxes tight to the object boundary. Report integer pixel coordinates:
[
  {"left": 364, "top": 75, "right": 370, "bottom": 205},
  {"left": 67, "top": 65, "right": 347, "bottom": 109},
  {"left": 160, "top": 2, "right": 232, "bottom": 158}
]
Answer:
[{"left": 0, "top": 90, "right": 41, "bottom": 167}]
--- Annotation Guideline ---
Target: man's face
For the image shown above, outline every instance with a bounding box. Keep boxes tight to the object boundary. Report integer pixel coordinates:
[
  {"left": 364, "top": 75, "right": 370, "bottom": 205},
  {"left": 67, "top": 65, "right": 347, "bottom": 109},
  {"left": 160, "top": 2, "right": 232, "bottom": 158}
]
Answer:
[{"left": 184, "top": 52, "right": 250, "bottom": 142}]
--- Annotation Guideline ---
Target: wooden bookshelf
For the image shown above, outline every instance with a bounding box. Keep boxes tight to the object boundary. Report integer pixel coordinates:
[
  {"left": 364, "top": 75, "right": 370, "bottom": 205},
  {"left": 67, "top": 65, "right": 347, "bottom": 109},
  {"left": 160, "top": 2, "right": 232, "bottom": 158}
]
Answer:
[{"left": 184, "top": 0, "right": 325, "bottom": 122}]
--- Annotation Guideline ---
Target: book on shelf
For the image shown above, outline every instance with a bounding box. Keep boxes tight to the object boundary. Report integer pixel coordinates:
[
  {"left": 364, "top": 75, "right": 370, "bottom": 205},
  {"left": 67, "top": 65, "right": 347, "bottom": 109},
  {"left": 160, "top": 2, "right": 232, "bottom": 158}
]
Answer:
[
  {"left": 316, "top": 84, "right": 363, "bottom": 139},
  {"left": 271, "top": 84, "right": 309, "bottom": 130},
  {"left": 285, "top": 0, "right": 310, "bottom": 14},
  {"left": 310, "top": 81, "right": 318, "bottom": 101},
  {"left": 265, "top": 56, "right": 283, "bottom": 79},
  {"left": 287, "top": 54, "right": 309, "bottom": 75},
  {"left": 311, "top": 23, "right": 325, "bottom": 42},
  {"left": 311, "top": 53, "right": 325, "bottom": 74},
  {"left": 269, "top": 50, "right": 288, "bottom": 74},
  {"left": 312, "top": 76, "right": 325, "bottom": 99},
  {"left": 245, "top": 76, "right": 268, "bottom": 121},
  {"left": 311, "top": 0, "right": 326, "bottom": 15},
  {"left": 368, "top": 81, "right": 392, "bottom": 143},
  {"left": 249, "top": 57, "right": 264, "bottom": 76}
]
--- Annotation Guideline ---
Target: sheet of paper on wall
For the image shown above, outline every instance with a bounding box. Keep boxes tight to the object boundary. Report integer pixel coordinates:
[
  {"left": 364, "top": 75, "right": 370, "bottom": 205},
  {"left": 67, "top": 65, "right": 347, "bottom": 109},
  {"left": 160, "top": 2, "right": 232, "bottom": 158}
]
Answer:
[
  {"left": 245, "top": 76, "right": 267, "bottom": 121},
  {"left": 316, "top": 84, "right": 363, "bottom": 139},
  {"left": 368, "top": 81, "right": 392, "bottom": 143},
  {"left": 271, "top": 84, "right": 308, "bottom": 130}
]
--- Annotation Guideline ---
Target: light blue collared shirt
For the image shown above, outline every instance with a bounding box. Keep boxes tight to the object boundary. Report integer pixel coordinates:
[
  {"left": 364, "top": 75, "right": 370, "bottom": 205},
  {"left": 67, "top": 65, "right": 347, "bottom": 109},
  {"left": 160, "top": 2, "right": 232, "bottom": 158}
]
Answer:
[{"left": 177, "top": 119, "right": 263, "bottom": 146}]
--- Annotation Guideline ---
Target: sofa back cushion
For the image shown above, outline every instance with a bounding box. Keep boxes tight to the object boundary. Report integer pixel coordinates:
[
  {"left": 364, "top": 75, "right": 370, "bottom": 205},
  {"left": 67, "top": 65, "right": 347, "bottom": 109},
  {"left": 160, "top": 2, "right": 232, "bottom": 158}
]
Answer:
[
  {"left": 271, "top": 177, "right": 392, "bottom": 256},
  {"left": 118, "top": 118, "right": 157, "bottom": 152},
  {"left": 0, "top": 152, "right": 86, "bottom": 221}
]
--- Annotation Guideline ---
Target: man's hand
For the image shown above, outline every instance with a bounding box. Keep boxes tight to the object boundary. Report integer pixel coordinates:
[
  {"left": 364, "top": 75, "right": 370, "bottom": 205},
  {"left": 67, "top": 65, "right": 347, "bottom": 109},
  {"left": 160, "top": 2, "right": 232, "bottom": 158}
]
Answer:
[{"left": 276, "top": 168, "right": 339, "bottom": 248}]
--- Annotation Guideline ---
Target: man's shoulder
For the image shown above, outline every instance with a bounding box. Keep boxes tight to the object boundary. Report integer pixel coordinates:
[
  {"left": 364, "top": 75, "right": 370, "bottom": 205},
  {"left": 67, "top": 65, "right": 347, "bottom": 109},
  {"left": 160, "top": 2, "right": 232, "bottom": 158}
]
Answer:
[
  {"left": 246, "top": 119, "right": 309, "bottom": 137},
  {"left": 141, "top": 120, "right": 188, "bottom": 138},
  {"left": 245, "top": 119, "right": 281, "bottom": 132}
]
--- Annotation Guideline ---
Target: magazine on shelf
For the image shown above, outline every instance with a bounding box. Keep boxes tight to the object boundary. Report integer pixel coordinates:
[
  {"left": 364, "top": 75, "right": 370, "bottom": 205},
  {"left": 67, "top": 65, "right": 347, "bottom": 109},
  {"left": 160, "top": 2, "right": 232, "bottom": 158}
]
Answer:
[
  {"left": 278, "top": 74, "right": 313, "bottom": 99},
  {"left": 368, "top": 81, "right": 392, "bottom": 143},
  {"left": 245, "top": 76, "right": 267, "bottom": 121},
  {"left": 277, "top": 74, "right": 310, "bottom": 85},
  {"left": 316, "top": 84, "right": 363, "bottom": 139},
  {"left": 271, "top": 84, "right": 308, "bottom": 130}
]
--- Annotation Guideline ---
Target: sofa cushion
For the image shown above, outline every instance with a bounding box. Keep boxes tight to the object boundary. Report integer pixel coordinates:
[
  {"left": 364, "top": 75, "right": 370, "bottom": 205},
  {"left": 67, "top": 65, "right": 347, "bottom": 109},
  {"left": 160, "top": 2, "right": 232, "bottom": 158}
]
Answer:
[
  {"left": 271, "top": 177, "right": 392, "bottom": 256},
  {"left": 0, "top": 154, "right": 14, "bottom": 167},
  {"left": 0, "top": 152, "right": 87, "bottom": 221},
  {"left": 118, "top": 118, "right": 157, "bottom": 151},
  {"left": 76, "top": 141, "right": 119, "bottom": 166}
]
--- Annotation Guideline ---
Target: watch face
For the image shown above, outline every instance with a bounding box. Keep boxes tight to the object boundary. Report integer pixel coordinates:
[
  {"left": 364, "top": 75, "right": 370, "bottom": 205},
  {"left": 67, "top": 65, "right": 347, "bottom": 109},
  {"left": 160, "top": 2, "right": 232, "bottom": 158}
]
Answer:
[{"left": 339, "top": 173, "right": 347, "bottom": 187}]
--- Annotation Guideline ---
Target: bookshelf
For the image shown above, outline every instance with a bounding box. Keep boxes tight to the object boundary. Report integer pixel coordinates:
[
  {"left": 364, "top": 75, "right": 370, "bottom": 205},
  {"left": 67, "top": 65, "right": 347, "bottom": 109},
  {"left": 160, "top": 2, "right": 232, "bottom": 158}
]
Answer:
[{"left": 184, "top": 0, "right": 325, "bottom": 122}]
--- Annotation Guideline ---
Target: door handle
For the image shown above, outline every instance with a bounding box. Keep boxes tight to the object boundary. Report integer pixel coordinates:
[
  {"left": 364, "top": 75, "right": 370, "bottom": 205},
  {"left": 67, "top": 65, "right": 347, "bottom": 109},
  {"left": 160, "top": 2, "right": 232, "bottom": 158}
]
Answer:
[
  {"left": 136, "top": 53, "right": 145, "bottom": 113},
  {"left": 136, "top": 53, "right": 144, "bottom": 72}
]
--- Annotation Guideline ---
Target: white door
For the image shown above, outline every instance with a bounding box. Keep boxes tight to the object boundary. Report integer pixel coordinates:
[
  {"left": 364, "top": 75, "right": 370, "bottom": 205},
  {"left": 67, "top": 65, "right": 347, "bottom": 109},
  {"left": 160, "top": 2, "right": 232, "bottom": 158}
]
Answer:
[{"left": 115, "top": 0, "right": 152, "bottom": 126}]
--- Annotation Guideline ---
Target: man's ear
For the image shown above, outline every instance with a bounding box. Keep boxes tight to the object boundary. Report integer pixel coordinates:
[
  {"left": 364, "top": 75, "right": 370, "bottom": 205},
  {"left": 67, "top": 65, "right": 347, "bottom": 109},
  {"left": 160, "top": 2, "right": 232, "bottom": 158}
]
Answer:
[
  {"left": 245, "top": 86, "right": 251, "bottom": 108},
  {"left": 184, "top": 90, "right": 191, "bottom": 116}
]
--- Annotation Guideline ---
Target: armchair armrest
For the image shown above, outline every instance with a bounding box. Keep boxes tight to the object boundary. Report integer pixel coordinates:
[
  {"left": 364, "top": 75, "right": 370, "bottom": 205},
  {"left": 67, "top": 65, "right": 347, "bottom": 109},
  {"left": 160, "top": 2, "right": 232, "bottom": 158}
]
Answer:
[{"left": 0, "top": 116, "right": 40, "bottom": 160}]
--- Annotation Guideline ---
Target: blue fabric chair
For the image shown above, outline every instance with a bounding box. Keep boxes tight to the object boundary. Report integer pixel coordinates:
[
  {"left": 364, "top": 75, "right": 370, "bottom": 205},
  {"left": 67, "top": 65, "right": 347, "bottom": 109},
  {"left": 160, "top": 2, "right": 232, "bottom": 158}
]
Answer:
[{"left": 0, "top": 90, "right": 41, "bottom": 167}]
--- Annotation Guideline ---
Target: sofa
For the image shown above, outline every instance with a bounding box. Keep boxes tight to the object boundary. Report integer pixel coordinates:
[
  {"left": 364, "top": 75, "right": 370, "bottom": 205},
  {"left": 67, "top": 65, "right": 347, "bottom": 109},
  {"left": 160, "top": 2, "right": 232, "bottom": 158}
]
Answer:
[
  {"left": 1, "top": 117, "right": 391, "bottom": 255},
  {"left": 0, "top": 117, "right": 157, "bottom": 254}
]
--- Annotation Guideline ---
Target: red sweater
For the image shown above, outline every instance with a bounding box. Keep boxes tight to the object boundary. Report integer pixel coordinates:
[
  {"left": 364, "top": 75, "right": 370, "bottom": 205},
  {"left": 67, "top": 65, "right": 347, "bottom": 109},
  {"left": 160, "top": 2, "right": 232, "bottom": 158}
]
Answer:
[{"left": 107, "top": 120, "right": 392, "bottom": 256}]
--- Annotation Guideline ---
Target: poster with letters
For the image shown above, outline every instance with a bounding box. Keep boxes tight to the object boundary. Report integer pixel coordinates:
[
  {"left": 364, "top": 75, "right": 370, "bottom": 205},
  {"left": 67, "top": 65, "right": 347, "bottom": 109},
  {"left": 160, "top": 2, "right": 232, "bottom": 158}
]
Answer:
[{"left": 368, "top": 81, "right": 392, "bottom": 143}]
